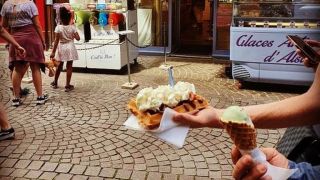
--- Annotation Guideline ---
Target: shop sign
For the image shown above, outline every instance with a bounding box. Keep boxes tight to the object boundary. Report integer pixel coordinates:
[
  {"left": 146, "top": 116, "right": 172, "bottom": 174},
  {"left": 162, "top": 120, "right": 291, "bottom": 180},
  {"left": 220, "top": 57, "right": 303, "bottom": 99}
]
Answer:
[{"left": 230, "top": 30, "right": 320, "bottom": 64}]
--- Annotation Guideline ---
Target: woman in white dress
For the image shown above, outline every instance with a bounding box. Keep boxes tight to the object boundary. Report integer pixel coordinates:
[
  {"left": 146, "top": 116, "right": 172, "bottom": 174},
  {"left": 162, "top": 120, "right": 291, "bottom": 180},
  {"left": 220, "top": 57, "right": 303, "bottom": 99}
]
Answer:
[{"left": 50, "top": 6, "right": 80, "bottom": 92}]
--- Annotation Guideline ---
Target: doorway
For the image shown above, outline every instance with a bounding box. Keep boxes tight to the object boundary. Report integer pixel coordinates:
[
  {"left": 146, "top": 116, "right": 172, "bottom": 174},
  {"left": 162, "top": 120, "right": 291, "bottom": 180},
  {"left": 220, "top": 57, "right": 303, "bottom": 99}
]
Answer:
[{"left": 172, "top": 0, "right": 213, "bottom": 56}]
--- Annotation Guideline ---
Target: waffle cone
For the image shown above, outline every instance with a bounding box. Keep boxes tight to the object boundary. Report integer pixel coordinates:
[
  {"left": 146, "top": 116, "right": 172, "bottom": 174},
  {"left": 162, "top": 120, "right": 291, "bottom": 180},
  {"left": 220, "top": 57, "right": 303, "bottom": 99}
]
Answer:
[
  {"left": 221, "top": 121, "right": 257, "bottom": 150},
  {"left": 128, "top": 94, "right": 208, "bottom": 130}
]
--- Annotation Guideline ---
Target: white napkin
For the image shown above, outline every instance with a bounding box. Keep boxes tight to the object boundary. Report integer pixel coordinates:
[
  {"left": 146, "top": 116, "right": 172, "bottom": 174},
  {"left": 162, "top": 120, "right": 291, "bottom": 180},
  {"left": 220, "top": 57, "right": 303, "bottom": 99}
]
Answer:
[
  {"left": 240, "top": 148, "right": 297, "bottom": 180},
  {"left": 124, "top": 108, "right": 189, "bottom": 148}
]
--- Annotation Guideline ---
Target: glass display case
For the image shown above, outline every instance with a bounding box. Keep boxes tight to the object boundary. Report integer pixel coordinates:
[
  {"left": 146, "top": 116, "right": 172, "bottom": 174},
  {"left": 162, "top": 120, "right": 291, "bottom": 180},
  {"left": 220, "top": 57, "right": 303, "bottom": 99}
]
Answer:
[
  {"left": 232, "top": 0, "right": 320, "bottom": 29},
  {"left": 58, "top": 0, "right": 139, "bottom": 70},
  {"left": 229, "top": 0, "right": 320, "bottom": 85}
]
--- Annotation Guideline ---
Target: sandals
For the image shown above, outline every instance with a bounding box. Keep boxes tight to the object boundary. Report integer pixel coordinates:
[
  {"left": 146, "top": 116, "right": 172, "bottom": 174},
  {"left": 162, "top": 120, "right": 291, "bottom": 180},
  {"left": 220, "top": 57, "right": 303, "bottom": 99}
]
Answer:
[
  {"left": 51, "top": 82, "right": 74, "bottom": 92},
  {"left": 50, "top": 82, "right": 58, "bottom": 89},
  {"left": 65, "top": 85, "right": 74, "bottom": 92}
]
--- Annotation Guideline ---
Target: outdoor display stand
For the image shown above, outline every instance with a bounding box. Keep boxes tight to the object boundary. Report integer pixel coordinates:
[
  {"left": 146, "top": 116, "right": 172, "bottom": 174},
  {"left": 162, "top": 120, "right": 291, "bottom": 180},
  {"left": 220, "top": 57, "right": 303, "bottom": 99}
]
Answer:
[
  {"left": 119, "top": 30, "right": 139, "bottom": 89},
  {"left": 64, "top": 0, "right": 138, "bottom": 70},
  {"left": 230, "top": 0, "right": 320, "bottom": 85}
]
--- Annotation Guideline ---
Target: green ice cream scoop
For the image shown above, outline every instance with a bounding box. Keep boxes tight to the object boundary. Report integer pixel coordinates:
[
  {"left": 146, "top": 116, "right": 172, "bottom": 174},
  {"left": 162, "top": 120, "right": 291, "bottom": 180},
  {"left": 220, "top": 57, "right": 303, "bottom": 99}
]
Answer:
[{"left": 221, "top": 106, "right": 250, "bottom": 123}]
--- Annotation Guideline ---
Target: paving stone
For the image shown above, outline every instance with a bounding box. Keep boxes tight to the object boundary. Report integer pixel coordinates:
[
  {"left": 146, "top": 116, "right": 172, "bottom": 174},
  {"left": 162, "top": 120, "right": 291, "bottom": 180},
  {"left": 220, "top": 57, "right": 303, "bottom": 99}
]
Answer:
[
  {"left": 1, "top": 159, "right": 18, "bottom": 168},
  {"left": 0, "top": 167, "right": 14, "bottom": 176},
  {"left": 41, "top": 162, "right": 58, "bottom": 172},
  {"left": 84, "top": 166, "right": 101, "bottom": 176},
  {"left": 27, "top": 161, "right": 44, "bottom": 170},
  {"left": 55, "top": 163, "right": 73, "bottom": 173},
  {"left": 54, "top": 173, "right": 73, "bottom": 180},
  {"left": 184, "top": 168, "right": 196, "bottom": 176},
  {"left": 179, "top": 175, "right": 195, "bottom": 180},
  {"left": 99, "top": 168, "right": 116, "bottom": 178},
  {"left": 72, "top": 175, "right": 88, "bottom": 180},
  {"left": 24, "top": 170, "right": 43, "bottom": 179},
  {"left": 38, "top": 172, "right": 57, "bottom": 180},
  {"left": 163, "top": 173, "right": 178, "bottom": 180},
  {"left": 147, "top": 172, "right": 162, "bottom": 180},
  {"left": 10, "top": 169, "right": 29, "bottom": 177},
  {"left": 197, "top": 169, "right": 209, "bottom": 177},
  {"left": 131, "top": 170, "right": 147, "bottom": 180},
  {"left": 69, "top": 165, "right": 87, "bottom": 175},
  {"left": 115, "top": 169, "right": 132, "bottom": 179}
]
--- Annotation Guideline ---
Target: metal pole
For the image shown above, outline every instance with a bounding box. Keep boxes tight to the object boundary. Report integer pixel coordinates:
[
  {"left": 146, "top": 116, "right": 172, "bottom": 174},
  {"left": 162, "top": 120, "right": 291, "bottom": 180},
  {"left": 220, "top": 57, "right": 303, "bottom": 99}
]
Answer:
[
  {"left": 125, "top": 35, "right": 131, "bottom": 83},
  {"left": 121, "top": 30, "right": 138, "bottom": 89}
]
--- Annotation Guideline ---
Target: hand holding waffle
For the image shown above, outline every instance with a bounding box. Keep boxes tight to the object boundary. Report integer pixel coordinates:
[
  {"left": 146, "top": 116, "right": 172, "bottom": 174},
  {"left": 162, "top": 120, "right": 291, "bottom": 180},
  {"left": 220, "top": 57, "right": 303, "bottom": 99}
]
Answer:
[
  {"left": 173, "top": 106, "right": 222, "bottom": 128},
  {"left": 128, "top": 82, "right": 209, "bottom": 130}
]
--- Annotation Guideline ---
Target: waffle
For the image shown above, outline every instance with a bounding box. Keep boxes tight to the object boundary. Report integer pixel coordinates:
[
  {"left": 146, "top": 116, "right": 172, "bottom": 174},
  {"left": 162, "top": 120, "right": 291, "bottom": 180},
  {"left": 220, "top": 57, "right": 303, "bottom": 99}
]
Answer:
[
  {"left": 220, "top": 121, "right": 257, "bottom": 151},
  {"left": 45, "top": 59, "right": 60, "bottom": 77},
  {"left": 128, "top": 94, "right": 208, "bottom": 130}
]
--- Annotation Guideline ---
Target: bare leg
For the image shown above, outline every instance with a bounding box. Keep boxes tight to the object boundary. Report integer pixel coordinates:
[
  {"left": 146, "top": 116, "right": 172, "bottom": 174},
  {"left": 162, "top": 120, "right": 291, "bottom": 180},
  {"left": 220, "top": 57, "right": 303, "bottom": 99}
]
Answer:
[
  {"left": 29, "top": 62, "right": 43, "bottom": 97},
  {"left": 54, "top": 62, "right": 64, "bottom": 85},
  {"left": 66, "top": 61, "right": 73, "bottom": 86},
  {"left": 0, "top": 103, "right": 10, "bottom": 129},
  {"left": 12, "top": 62, "right": 27, "bottom": 99}
]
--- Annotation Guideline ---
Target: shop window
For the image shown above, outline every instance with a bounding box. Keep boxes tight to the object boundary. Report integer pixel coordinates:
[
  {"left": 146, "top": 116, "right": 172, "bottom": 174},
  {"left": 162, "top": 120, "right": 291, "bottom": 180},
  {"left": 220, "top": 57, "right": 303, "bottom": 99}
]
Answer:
[{"left": 137, "top": 0, "right": 169, "bottom": 47}]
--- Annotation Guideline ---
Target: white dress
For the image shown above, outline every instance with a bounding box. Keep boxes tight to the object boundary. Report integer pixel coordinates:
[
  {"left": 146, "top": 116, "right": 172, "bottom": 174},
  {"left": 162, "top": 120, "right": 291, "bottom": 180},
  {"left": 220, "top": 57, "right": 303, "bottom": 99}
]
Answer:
[{"left": 55, "top": 25, "right": 79, "bottom": 62}]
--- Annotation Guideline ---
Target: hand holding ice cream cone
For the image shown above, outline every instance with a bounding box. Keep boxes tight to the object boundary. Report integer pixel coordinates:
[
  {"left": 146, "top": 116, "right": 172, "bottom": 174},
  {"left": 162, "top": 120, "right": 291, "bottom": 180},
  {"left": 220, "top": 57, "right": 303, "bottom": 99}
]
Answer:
[
  {"left": 222, "top": 106, "right": 297, "bottom": 179},
  {"left": 220, "top": 106, "right": 257, "bottom": 152}
]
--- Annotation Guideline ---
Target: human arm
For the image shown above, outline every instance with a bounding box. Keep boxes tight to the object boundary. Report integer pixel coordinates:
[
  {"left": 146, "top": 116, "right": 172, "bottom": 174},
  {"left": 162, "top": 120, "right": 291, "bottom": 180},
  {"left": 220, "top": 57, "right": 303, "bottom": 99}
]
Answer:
[
  {"left": 50, "top": 32, "right": 60, "bottom": 59},
  {"left": 245, "top": 64, "right": 320, "bottom": 129},
  {"left": 173, "top": 64, "right": 320, "bottom": 129},
  {"left": 0, "top": 26, "right": 26, "bottom": 57},
  {"left": 32, "top": 15, "right": 45, "bottom": 49},
  {"left": 72, "top": 25, "right": 80, "bottom": 41},
  {"left": 74, "top": 32, "right": 80, "bottom": 41}
]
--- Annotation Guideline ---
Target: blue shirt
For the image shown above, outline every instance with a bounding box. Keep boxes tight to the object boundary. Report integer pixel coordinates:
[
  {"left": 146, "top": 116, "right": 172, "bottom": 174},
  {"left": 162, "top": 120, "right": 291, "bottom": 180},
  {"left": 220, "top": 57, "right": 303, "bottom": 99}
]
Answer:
[{"left": 288, "top": 161, "right": 320, "bottom": 179}]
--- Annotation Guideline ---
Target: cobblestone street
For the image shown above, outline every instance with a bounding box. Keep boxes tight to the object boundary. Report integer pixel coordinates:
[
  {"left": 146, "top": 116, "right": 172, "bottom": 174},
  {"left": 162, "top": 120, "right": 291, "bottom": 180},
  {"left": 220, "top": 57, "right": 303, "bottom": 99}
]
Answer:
[{"left": 0, "top": 51, "right": 307, "bottom": 179}]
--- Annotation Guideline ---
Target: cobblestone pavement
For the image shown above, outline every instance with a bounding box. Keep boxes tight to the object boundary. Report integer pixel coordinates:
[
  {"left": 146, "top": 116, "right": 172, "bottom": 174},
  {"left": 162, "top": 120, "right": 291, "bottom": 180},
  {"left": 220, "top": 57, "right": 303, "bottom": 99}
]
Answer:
[{"left": 0, "top": 50, "right": 307, "bottom": 179}]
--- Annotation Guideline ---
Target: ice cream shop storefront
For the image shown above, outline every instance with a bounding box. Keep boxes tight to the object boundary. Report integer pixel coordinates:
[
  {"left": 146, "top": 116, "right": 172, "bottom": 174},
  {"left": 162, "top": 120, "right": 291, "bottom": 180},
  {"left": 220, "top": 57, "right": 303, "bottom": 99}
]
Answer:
[{"left": 30, "top": 0, "right": 233, "bottom": 58}]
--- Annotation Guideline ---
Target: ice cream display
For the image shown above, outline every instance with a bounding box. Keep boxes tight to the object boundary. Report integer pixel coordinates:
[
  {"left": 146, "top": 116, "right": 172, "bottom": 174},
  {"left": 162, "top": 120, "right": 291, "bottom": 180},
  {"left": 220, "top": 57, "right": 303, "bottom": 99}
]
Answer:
[
  {"left": 128, "top": 82, "right": 208, "bottom": 130},
  {"left": 220, "top": 106, "right": 256, "bottom": 151}
]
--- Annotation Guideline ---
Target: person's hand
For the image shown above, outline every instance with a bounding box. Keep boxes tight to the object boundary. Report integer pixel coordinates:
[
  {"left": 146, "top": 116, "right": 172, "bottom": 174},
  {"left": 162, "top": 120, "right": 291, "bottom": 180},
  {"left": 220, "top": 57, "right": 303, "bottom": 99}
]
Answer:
[
  {"left": 173, "top": 106, "right": 223, "bottom": 128},
  {"left": 16, "top": 46, "right": 26, "bottom": 58},
  {"left": 296, "top": 39, "right": 320, "bottom": 72},
  {"left": 231, "top": 146, "right": 289, "bottom": 180},
  {"left": 50, "top": 53, "right": 55, "bottom": 59}
]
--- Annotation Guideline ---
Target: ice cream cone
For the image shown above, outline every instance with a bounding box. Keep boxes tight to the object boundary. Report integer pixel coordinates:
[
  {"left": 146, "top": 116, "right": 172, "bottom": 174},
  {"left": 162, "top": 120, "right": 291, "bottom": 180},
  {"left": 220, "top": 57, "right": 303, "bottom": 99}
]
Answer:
[
  {"left": 221, "top": 121, "right": 256, "bottom": 150},
  {"left": 220, "top": 106, "right": 257, "bottom": 151}
]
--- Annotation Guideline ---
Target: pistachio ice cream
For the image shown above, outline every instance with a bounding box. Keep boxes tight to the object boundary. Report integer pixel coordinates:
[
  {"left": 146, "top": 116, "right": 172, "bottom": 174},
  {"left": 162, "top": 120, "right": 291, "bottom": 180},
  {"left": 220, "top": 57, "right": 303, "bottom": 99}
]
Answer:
[{"left": 220, "top": 106, "right": 257, "bottom": 151}]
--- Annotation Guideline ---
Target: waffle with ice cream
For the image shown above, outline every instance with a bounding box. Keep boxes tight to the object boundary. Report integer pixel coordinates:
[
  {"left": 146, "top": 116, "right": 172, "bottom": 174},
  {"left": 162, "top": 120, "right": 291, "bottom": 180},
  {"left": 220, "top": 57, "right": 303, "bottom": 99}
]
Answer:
[
  {"left": 220, "top": 106, "right": 257, "bottom": 151},
  {"left": 128, "top": 82, "right": 208, "bottom": 130}
]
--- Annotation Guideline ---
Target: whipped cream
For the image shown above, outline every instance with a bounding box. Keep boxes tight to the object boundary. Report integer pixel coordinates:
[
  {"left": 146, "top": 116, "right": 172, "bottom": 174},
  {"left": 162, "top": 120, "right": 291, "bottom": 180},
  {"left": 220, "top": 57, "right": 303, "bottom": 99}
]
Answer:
[{"left": 136, "top": 82, "right": 196, "bottom": 111}]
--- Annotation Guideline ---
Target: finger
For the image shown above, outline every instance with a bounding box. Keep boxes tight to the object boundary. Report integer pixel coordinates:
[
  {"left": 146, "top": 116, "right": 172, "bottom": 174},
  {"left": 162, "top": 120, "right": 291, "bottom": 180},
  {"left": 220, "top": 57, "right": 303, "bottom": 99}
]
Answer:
[
  {"left": 242, "top": 163, "right": 267, "bottom": 180},
  {"left": 231, "top": 145, "right": 241, "bottom": 165},
  {"left": 172, "top": 113, "right": 202, "bottom": 128},
  {"left": 260, "top": 175, "right": 272, "bottom": 180},
  {"left": 304, "top": 59, "right": 313, "bottom": 67},
  {"left": 187, "top": 109, "right": 199, "bottom": 115},
  {"left": 304, "top": 39, "right": 320, "bottom": 47},
  {"left": 232, "top": 155, "right": 254, "bottom": 180}
]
